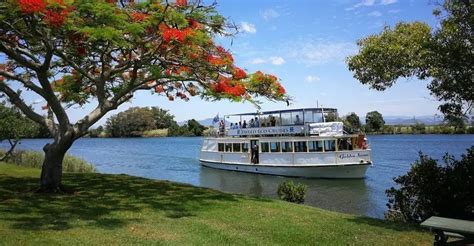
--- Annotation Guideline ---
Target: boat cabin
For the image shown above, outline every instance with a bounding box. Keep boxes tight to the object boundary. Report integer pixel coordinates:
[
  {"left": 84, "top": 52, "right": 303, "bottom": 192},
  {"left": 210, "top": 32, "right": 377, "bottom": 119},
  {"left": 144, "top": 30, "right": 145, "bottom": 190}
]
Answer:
[{"left": 219, "top": 108, "right": 345, "bottom": 137}]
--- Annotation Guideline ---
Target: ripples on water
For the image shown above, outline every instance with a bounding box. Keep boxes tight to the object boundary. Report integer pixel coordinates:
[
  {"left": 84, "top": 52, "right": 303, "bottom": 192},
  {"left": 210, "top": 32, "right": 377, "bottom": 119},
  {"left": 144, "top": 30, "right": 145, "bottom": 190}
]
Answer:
[{"left": 2, "top": 134, "right": 472, "bottom": 218}]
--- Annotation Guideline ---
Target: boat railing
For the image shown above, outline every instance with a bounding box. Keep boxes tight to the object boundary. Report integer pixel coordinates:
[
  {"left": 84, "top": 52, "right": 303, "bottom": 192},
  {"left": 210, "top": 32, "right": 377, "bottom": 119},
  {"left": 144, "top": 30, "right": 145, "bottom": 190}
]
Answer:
[{"left": 213, "top": 121, "right": 349, "bottom": 138}]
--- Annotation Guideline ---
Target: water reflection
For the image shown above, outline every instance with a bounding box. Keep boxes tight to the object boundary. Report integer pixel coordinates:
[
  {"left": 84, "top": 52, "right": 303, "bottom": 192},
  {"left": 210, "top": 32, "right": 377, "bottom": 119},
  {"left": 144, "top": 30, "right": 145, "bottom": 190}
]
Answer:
[{"left": 199, "top": 166, "right": 374, "bottom": 217}]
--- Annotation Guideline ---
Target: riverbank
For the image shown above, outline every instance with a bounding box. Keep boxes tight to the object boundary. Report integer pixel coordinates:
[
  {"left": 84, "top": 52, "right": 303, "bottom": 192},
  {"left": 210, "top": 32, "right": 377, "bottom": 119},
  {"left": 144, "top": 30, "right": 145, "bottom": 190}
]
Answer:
[{"left": 0, "top": 163, "right": 431, "bottom": 244}]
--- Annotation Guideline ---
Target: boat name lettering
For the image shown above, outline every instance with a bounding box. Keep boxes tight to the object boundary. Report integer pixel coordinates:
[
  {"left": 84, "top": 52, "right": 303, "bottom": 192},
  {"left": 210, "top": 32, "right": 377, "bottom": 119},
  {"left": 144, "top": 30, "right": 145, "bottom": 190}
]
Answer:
[
  {"left": 228, "top": 126, "right": 304, "bottom": 136},
  {"left": 339, "top": 153, "right": 369, "bottom": 159}
]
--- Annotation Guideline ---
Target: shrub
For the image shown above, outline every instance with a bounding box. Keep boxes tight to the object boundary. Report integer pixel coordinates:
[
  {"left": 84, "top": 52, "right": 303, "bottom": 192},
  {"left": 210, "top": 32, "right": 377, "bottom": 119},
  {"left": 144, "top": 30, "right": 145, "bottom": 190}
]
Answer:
[
  {"left": 277, "top": 181, "right": 308, "bottom": 204},
  {"left": 0, "top": 150, "right": 96, "bottom": 173},
  {"left": 385, "top": 147, "right": 474, "bottom": 223}
]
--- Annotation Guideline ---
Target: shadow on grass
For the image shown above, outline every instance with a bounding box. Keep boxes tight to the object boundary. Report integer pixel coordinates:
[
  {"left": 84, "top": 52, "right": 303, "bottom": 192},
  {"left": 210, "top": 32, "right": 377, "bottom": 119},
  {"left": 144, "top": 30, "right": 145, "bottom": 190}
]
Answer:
[
  {"left": 345, "top": 216, "right": 425, "bottom": 233},
  {"left": 0, "top": 172, "right": 239, "bottom": 231}
]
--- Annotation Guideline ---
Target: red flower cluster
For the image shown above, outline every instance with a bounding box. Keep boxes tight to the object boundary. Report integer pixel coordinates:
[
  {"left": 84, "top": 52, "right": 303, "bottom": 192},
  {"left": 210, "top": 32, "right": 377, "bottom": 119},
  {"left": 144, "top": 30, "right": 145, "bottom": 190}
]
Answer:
[
  {"left": 161, "top": 25, "right": 194, "bottom": 43},
  {"left": 155, "top": 85, "right": 164, "bottom": 93},
  {"left": 18, "top": 0, "right": 46, "bottom": 14},
  {"left": 176, "top": 0, "right": 187, "bottom": 7},
  {"left": 44, "top": 9, "right": 69, "bottom": 28},
  {"left": 176, "top": 92, "right": 188, "bottom": 100},
  {"left": 212, "top": 77, "right": 246, "bottom": 97},
  {"left": 276, "top": 83, "right": 285, "bottom": 95},
  {"left": 233, "top": 67, "right": 247, "bottom": 80},
  {"left": 130, "top": 12, "right": 149, "bottom": 22},
  {"left": 188, "top": 19, "right": 202, "bottom": 29}
]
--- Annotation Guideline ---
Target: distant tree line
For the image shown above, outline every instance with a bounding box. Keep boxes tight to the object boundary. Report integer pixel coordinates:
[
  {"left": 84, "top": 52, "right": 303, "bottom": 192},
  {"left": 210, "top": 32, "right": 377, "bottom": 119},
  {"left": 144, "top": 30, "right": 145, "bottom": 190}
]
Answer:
[
  {"left": 326, "top": 111, "right": 473, "bottom": 134},
  {"left": 103, "top": 107, "right": 206, "bottom": 137}
]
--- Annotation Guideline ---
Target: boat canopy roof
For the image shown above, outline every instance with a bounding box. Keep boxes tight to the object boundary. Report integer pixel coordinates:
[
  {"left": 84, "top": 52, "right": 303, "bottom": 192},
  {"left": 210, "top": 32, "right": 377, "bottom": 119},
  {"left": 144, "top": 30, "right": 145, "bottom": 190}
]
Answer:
[{"left": 225, "top": 107, "right": 337, "bottom": 117}]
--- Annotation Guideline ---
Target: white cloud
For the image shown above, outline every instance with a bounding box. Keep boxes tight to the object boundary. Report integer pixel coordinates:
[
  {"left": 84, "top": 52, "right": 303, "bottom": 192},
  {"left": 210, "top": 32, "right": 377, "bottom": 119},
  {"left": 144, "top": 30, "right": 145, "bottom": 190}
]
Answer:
[
  {"left": 381, "top": 0, "right": 397, "bottom": 5},
  {"left": 368, "top": 11, "right": 382, "bottom": 17},
  {"left": 261, "top": 8, "right": 280, "bottom": 21},
  {"left": 346, "top": 0, "right": 375, "bottom": 10},
  {"left": 354, "top": 0, "right": 375, "bottom": 8},
  {"left": 250, "top": 58, "right": 266, "bottom": 64},
  {"left": 270, "top": 56, "right": 285, "bottom": 65},
  {"left": 287, "top": 40, "right": 358, "bottom": 66},
  {"left": 240, "top": 22, "right": 257, "bottom": 34},
  {"left": 388, "top": 9, "right": 401, "bottom": 13},
  {"left": 305, "top": 75, "right": 321, "bottom": 82},
  {"left": 249, "top": 57, "right": 285, "bottom": 65}
]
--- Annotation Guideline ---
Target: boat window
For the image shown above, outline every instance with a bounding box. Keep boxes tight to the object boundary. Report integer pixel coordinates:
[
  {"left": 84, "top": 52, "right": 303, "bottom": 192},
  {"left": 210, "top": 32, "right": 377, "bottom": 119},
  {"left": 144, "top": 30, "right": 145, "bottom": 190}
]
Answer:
[
  {"left": 282, "top": 142, "right": 293, "bottom": 152},
  {"left": 308, "top": 141, "right": 323, "bottom": 152},
  {"left": 225, "top": 143, "right": 232, "bottom": 152},
  {"left": 292, "top": 111, "right": 304, "bottom": 125},
  {"left": 270, "top": 142, "right": 281, "bottom": 152},
  {"left": 313, "top": 112, "right": 323, "bottom": 123},
  {"left": 304, "top": 110, "right": 314, "bottom": 123},
  {"left": 280, "top": 112, "right": 292, "bottom": 126},
  {"left": 233, "top": 143, "right": 241, "bottom": 152},
  {"left": 261, "top": 142, "right": 270, "bottom": 152},
  {"left": 202, "top": 140, "right": 208, "bottom": 150},
  {"left": 294, "top": 141, "right": 307, "bottom": 152},
  {"left": 338, "top": 138, "right": 352, "bottom": 151},
  {"left": 324, "top": 140, "right": 336, "bottom": 152},
  {"left": 218, "top": 143, "right": 224, "bottom": 152},
  {"left": 242, "top": 143, "right": 249, "bottom": 152}
]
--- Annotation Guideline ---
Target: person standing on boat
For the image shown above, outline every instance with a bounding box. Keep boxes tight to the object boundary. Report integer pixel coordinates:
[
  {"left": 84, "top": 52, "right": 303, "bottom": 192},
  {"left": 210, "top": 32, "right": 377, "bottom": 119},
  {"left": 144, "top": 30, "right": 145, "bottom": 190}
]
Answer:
[
  {"left": 255, "top": 117, "right": 260, "bottom": 127},
  {"left": 219, "top": 120, "right": 225, "bottom": 136},
  {"left": 243, "top": 120, "right": 247, "bottom": 128},
  {"left": 251, "top": 143, "right": 259, "bottom": 164}
]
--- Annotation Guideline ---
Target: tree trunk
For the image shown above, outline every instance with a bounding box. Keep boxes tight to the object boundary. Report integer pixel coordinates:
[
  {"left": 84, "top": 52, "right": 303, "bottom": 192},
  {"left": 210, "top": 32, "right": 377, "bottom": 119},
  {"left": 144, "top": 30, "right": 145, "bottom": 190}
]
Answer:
[{"left": 39, "top": 140, "right": 72, "bottom": 193}]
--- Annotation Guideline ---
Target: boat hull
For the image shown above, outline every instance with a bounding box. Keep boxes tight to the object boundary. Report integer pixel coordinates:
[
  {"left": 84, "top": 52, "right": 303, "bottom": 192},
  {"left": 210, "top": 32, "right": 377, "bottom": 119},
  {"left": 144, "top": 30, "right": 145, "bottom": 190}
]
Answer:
[{"left": 199, "top": 160, "right": 371, "bottom": 179}]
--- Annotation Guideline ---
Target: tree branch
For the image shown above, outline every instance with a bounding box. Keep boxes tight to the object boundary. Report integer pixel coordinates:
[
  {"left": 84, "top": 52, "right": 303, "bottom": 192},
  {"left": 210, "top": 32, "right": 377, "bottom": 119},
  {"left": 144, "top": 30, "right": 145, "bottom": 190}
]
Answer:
[
  {"left": 0, "top": 71, "right": 45, "bottom": 97},
  {"left": 0, "top": 83, "right": 46, "bottom": 127}
]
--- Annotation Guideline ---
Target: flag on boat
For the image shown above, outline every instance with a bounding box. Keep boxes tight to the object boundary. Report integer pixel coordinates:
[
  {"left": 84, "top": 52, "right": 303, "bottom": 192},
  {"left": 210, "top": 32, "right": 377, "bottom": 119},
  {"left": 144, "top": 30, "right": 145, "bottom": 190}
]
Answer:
[{"left": 212, "top": 114, "right": 219, "bottom": 123}]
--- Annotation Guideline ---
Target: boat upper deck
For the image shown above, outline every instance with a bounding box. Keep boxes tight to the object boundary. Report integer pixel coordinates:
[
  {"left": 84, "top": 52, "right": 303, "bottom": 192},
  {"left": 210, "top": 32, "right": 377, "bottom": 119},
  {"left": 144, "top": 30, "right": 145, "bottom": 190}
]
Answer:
[{"left": 216, "top": 107, "right": 352, "bottom": 138}]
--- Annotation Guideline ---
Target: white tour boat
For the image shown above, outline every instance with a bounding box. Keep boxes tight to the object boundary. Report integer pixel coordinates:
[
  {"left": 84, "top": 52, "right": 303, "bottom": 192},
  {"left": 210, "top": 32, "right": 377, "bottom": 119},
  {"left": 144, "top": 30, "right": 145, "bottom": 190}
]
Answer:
[{"left": 199, "top": 108, "right": 372, "bottom": 178}]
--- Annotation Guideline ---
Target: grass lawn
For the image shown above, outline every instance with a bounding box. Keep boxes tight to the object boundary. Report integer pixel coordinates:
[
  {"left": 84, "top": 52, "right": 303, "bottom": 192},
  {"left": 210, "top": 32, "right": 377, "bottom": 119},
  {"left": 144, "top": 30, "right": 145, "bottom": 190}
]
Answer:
[{"left": 0, "top": 162, "right": 432, "bottom": 245}]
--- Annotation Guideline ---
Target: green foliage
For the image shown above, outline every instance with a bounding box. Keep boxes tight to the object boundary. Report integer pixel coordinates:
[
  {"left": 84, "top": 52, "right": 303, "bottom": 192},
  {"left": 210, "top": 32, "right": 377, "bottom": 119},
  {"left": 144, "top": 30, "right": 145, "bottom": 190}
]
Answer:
[
  {"left": 88, "top": 126, "right": 104, "bottom": 138},
  {"left": 167, "top": 119, "right": 206, "bottom": 137},
  {"left": 412, "top": 122, "right": 426, "bottom": 134},
  {"left": 187, "top": 119, "right": 206, "bottom": 136},
  {"left": 277, "top": 181, "right": 308, "bottom": 204},
  {"left": 150, "top": 107, "right": 175, "bottom": 129},
  {"left": 365, "top": 111, "right": 385, "bottom": 132},
  {"left": 347, "top": 1, "right": 473, "bottom": 120},
  {"left": 106, "top": 107, "right": 156, "bottom": 137},
  {"left": 385, "top": 147, "right": 474, "bottom": 223},
  {"left": 141, "top": 129, "right": 168, "bottom": 137},
  {"left": 0, "top": 102, "right": 41, "bottom": 140},
  {"left": 0, "top": 150, "right": 96, "bottom": 173},
  {"left": 324, "top": 112, "right": 338, "bottom": 122},
  {"left": 344, "top": 112, "right": 361, "bottom": 132}
]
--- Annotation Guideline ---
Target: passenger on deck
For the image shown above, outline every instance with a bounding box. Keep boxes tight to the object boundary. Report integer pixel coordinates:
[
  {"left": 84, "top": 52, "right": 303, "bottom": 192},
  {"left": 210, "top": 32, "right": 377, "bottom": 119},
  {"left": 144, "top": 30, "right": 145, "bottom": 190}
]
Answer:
[
  {"left": 249, "top": 119, "right": 254, "bottom": 128},
  {"left": 230, "top": 123, "right": 234, "bottom": 129},
  {"left": 270, "top": 115, "right": 276, "bottom": 126},
  {"left": 239, "top": 121, "right": 242, "bottom": 129},
  {"left": 294, "top": 115, "right": 302, "bottom": 125},
  {"left": 362, "top": 137, "right": 368, "bottom": 149},
  {"left": 243, "top": 120, "right": 247, "bottom": 128}
]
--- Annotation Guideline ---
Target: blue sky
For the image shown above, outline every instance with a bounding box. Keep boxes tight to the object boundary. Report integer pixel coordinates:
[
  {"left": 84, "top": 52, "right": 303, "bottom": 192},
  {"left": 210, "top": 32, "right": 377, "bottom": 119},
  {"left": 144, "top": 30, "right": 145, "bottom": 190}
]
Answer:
[{"left": 5, "top": 0, "right": 444, "bottom": 125}]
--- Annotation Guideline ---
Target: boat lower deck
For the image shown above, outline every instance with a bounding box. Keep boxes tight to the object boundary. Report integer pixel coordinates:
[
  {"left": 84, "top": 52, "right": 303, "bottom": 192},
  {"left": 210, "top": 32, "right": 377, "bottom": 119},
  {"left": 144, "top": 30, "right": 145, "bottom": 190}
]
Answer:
[{"left": 200, "top": 160, "right": 371, "bottom": 178}]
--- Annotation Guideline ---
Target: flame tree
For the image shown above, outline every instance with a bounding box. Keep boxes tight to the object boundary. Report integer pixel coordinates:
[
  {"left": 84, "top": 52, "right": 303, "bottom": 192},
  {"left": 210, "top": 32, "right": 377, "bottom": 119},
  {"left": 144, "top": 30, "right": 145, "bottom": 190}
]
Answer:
[{"left": 0, "top": 0, "right": 288, "bottom": 192}]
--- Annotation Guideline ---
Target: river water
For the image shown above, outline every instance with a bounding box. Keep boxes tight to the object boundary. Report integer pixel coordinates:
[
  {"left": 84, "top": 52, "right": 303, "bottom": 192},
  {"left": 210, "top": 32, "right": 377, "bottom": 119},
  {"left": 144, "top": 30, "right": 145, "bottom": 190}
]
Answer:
[{"left": 2, "top": 134, "right": 472, "bottom": 218}]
